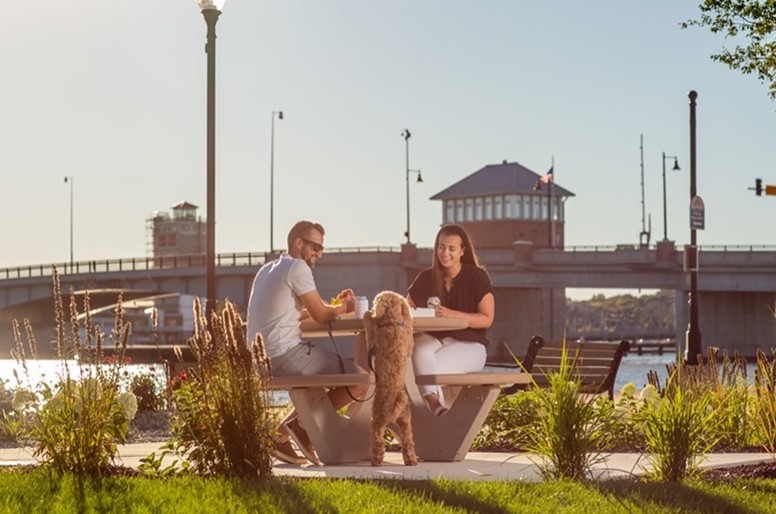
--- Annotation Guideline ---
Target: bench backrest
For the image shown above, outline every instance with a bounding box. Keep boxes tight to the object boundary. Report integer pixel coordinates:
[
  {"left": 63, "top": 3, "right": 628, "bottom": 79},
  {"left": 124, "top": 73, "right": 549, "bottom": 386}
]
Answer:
[{"left": 521, "top": 335, "right": 630, "bottom": 400}]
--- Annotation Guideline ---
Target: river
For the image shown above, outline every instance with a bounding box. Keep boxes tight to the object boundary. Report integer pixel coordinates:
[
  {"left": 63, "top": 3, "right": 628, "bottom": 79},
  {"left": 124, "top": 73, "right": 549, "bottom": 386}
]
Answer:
[{"left": 0, "top": 353, "right": 751, "bottom": 403}]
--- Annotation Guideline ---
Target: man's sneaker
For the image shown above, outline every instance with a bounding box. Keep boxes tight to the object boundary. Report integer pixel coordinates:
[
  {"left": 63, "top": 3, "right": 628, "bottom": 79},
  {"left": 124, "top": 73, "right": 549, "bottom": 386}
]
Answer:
[
  {"left": 285, "top": 419, "right": 322, "bottom": 466},
  {"left": 272, "top": 439, "right": 308, "bottom": 465}
]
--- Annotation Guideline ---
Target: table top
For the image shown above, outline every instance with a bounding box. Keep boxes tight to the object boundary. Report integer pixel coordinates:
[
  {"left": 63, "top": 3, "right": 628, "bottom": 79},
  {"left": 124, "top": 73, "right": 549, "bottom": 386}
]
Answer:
[{"left": 301, "top": 313, "right": 468, "bottom": 338}]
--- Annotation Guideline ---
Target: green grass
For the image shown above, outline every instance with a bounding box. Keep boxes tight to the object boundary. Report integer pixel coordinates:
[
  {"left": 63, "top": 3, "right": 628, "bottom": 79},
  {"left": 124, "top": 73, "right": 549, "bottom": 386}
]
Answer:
[{"left": 0, "top": 469, "right": 775, "bottom": 513}]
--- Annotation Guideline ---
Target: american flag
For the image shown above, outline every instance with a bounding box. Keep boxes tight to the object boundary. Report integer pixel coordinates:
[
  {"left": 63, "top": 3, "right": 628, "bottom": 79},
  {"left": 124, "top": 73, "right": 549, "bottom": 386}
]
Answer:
[{"left": 533, "top": 166, "right": 554, "bottom": 190}]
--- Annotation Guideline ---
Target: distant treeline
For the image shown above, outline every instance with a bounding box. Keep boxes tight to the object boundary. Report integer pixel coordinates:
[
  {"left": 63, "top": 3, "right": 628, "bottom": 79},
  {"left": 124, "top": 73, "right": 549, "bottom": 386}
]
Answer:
[{"left": 566, "top": 290, "right": 675, "bottom": 339}]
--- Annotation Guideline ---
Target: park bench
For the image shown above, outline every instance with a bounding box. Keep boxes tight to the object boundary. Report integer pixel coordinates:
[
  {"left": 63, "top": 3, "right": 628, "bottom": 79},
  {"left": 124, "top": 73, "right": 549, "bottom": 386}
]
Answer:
[{"left": 501, "top": 336, "right": 630, "bottom": 400}]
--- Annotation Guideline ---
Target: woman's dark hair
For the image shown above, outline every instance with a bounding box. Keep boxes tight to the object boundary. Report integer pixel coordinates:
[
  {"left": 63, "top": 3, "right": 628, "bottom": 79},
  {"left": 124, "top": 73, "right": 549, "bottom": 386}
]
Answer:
[{"left": 430, "top": 224, "right": 483, "bottom": 299}]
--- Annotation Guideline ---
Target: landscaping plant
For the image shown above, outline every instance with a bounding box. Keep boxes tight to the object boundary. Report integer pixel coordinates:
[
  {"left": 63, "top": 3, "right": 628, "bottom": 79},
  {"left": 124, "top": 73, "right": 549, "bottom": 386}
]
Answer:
[
  {"left": 519, "top": 343, "right": 611, "bottom": 480},
  {"left": 753, "top": 348, "right": 776, "bottom": 459},
  {"left": 473, "top": 390, "right": 539, "bottom": 451},
  {"left": 641, "top": 367, "right": 721, "bottom": 482},
  {"left": 130, "top": 367, "right": 165, "bottom": 412},
  {"left": 3, "top": 268, "right": 137, "bottom": 476},
  {"left": 149, "top": 298, "right": 275, "bottom": 479}
]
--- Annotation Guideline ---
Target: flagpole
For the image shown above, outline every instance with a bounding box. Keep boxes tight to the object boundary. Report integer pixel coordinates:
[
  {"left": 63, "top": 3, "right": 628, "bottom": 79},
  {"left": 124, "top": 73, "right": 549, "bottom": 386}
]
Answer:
[{"left": 549, "top": 156, "right": 555, "bottom": 248}]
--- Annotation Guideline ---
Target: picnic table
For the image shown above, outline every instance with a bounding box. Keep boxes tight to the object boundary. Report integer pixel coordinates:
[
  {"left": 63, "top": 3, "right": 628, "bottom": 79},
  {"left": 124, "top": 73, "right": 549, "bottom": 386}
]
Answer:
[{"left": 270, "top": 313, "right": 529, "bottom": 465}]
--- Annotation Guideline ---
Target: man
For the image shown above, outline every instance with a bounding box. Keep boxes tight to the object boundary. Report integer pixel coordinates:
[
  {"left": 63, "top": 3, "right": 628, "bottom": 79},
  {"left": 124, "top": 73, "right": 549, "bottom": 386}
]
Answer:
[{"left": 246, "top": 220, "right": 368, "bottom": 465}]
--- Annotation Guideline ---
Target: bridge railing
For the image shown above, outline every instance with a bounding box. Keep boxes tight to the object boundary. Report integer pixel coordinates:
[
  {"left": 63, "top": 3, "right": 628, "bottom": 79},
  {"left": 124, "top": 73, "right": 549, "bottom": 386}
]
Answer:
[
  {"left": 2, "top": 244, "right": 773, "bottom": 281},
  {"left": 0, "top": 246, "right": 401, "bottom": 281}
]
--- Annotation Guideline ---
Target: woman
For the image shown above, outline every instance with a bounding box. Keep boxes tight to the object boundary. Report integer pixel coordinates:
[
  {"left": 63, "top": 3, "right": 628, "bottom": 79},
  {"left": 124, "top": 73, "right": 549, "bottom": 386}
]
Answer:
[{"left": 407, "top": 224, "right": 495, "bottom": 415}]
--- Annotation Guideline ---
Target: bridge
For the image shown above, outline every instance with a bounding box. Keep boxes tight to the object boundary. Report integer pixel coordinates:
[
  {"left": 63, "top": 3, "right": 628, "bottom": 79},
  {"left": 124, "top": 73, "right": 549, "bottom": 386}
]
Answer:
[{"left": 1, "top": 241, "right": 774, "bottom": 358}]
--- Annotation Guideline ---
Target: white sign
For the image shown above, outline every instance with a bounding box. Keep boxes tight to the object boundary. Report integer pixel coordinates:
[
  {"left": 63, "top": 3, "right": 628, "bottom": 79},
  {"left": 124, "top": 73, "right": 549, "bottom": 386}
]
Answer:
[{"left": 690, "top": 195, "right": 705, "bottom": 230}]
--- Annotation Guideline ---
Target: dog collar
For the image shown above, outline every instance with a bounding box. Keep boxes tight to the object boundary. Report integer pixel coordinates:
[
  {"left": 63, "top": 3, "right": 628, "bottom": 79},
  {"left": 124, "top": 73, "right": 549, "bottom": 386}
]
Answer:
[{"left": 376, "top": 319, "right": 408, "bottom": 329}]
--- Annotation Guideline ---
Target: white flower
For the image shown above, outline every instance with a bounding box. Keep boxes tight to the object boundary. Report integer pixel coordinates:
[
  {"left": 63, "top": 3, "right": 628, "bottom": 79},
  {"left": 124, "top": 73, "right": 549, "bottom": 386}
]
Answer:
[
  {"left": 620, "top": 382, "right": 638, "bottom": 398},
  {"left": 640, "top": 384, "right": 660, "bottom": 405},
  {"left": 117, "top": 392, "right": 138, "bottom": 422},
  {"left": 11, "top": 388, "right": 36, "bottom": 411}
]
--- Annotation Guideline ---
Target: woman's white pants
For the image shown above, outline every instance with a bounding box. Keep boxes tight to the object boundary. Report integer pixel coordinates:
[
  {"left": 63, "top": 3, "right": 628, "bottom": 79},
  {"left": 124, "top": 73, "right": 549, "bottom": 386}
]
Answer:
[{"left": 411, "top": 332, "right": 487, "bottom": 407}]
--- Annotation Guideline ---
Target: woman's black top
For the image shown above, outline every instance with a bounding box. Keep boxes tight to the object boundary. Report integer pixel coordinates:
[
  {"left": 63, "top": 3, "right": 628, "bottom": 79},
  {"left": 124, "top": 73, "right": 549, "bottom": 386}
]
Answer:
[{"left": 408, "top": 264, "right": 493, "bottom": 346}]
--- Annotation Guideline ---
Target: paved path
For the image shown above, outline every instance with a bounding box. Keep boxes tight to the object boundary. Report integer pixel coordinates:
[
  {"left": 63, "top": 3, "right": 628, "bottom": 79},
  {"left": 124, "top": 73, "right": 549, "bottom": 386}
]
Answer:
[{"left": 0, "top": 443, "right": 771, "bottom": 481}]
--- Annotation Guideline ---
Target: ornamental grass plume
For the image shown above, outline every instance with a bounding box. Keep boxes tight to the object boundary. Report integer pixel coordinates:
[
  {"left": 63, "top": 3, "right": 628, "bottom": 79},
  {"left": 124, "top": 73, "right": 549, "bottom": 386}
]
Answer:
[
  {"left": 641, "top": 365, "right": 721, "bottom": 482},
  {"left": 753, "top": 349, "right": 776, "bottom": 460},
  {"left": 3, "top": 266, "right": 135, "bottom": 477},
  {"left": 157, "top": 298, "right": 275, "bottom": 479}
]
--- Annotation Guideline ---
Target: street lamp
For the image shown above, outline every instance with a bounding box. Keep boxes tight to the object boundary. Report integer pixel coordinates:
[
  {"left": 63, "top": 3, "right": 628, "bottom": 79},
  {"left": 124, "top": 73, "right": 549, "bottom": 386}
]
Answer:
[
  {"left": 686, "top": 90, "right": 702, "bottom": 365},
  {"left": 64, "top": 176, "right": 73, "bottom": 267},
  {"left": 406, "top": 168, "right": 423, "bottom": 243},
  {"left": 661, "top": 152, "right": 681, "bottom": 241},
  {"left": 195, "top": 0, "right": 225, "bottom": 319},
  {"left": 402, "top": 129, "right": 423, "bottom": 244},
  {"left": 269, "top": 110, "right": 283, "bottom": 253}
]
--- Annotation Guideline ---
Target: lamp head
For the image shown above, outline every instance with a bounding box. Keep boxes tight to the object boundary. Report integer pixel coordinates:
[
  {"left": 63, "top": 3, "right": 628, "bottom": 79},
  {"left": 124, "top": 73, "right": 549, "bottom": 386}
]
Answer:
[
  {"left": 402, "top": 129, "right": 411, "bottom": 140},
  {"left": 672, "top": 157, "right": 680, "bottom": 171},
  {"left": 416, "top": 172, "right": 423, "bottom": 183},
  {"left": 197, "top": 0, "right": 226, "bottom": 10},
  {"left": 278, "top": 111, "right": 284, "bottom": 120}
]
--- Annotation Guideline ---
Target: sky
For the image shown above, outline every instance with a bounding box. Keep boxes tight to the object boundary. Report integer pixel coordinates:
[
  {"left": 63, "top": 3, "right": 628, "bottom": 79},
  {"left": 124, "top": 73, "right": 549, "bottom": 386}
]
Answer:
[{"left": 1, "top": 1, "right": 774, "bottom": 299}]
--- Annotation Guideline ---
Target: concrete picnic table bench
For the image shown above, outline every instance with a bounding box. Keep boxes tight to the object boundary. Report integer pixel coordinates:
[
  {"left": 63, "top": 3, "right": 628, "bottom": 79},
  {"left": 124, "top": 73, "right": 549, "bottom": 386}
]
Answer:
[{"left": 267, "top": 315, "right": 529, "bottom": 465}]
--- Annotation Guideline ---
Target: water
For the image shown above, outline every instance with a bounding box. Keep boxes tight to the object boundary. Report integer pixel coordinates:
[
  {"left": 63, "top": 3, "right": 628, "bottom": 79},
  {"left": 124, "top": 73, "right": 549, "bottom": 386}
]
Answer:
[
  {"left": 0, "top": 355, "right": 754, "bottom": 401},
  {"left": 0, "top": 359, "right": 166, "bottom": 394},
  {"left": 616, "top": 353, "right": 676, "bottom": 390}
]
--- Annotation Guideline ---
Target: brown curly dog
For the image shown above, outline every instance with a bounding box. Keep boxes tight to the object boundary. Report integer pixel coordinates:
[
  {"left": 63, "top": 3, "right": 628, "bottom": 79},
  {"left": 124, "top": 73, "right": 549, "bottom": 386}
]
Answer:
[{"left": 363, "top": 291, "right": 418, "bottom": 467}]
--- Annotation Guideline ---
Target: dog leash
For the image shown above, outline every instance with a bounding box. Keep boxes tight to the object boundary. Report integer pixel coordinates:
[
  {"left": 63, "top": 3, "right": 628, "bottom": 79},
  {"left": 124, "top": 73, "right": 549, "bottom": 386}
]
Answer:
[{"left": 326, "top": 321, "right": 375, "bottom": 402}]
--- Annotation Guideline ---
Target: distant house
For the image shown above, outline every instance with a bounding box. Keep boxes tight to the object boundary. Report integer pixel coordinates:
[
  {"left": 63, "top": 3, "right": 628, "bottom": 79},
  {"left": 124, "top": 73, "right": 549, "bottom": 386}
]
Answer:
[{"left": 431, "top": 161, "right": 574, "bottom": 249}]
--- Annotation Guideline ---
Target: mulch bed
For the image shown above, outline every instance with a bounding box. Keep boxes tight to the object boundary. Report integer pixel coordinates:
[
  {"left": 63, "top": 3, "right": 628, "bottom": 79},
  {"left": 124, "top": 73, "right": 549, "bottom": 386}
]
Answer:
[{"left": 702, "top": 460, "right": 776, "bottom": 481}]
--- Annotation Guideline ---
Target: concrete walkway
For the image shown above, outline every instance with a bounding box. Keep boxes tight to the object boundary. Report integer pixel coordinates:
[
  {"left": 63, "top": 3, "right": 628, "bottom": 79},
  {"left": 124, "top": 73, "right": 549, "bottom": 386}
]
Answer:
[{"left": 1, "top": 443, "right": 772, "bottom": 481}]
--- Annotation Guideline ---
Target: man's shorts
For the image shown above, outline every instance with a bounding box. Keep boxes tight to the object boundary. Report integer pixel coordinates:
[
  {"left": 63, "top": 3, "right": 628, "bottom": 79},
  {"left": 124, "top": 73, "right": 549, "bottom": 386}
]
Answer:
[{"left": 271, "top": 340, "right": 365, "bottom": 376}]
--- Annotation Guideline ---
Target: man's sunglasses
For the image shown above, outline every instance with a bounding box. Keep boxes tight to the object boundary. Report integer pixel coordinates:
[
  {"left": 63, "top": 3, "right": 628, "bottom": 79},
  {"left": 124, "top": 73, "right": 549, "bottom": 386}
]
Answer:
[{"left": 301, "top": 238, "right": 324, "bottom": 253}]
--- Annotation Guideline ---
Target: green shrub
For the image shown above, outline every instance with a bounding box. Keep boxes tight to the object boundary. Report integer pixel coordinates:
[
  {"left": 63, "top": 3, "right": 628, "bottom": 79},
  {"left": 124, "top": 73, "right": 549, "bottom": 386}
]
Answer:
[
  {"left": 3, "top": 267, "right": 136, "bottom": 476},
  {"left": 520, "top": 343, "right": 611, "bottom": 481},
  {"left": 473, "top": 391, "right": 539, "bottom": 451},
  {"left": 595, "top": 383, "right": 647, "bottom": 452},
  {"left": 130, "top": 368, "right": 164, "bottom": 412},
  {"left": 148, "top": 299, "right": 275, "bottom": 479},
  {"left": 641, "top": 368, "right": 721, "bottom": 482},
  {"left": 753, "top": 349, "right": 776, "bottom": 458}
]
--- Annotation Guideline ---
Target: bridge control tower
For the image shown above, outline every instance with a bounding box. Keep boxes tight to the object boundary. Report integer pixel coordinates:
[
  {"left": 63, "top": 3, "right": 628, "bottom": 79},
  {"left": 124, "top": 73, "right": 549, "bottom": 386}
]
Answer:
[
  {"left": 430, "top": 161, "right": 574, "bottom": 249},
  {"left": 146, "top": 201, "right": 206, "bottom": 258}
]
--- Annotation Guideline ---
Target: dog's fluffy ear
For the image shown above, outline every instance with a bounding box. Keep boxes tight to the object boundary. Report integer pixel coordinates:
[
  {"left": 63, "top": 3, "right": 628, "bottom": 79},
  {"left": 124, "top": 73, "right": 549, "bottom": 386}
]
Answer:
[
  {"left": 400, "top": 297, "right": 411, "bottom": 321},
  {"left": 371, "top": 292, "right": 387, "bottom": 319},
  {"left": 363, "top": 311, "right": 375, "bottom": 348}
]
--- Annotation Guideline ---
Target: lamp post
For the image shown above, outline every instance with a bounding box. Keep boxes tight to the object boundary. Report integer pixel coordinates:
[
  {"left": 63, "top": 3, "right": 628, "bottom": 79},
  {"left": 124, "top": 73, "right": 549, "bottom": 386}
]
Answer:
[
  {"left": 401, "top": 129, "right": 423, "bottom": 244},
  {"left": 661, "top": 152, "right": 680, "bottom": 241},
  {"left": 64, "top": 176, "right": 73, "bottom": 267},
  {"left": 686, "top": 90, "right": 702, "bottom": 365},
  {"left": 407, "top": 168, "right": 423, "bottom": 243},
  {"left": 269, "top": 110, "right": 283, "bottom": 253},
  {"left": 195, "top": 0, "right": 225, "bottom": 319}
]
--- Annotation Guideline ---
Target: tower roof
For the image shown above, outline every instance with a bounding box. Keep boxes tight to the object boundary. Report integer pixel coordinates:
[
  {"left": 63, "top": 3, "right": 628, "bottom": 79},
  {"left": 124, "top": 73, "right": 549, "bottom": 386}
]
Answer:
[
  {"left": 430, "top": 161, "right": 575, "bottom": 200},
  {"left": 171, "top": 201, "right": 199, "bottom": 210}
]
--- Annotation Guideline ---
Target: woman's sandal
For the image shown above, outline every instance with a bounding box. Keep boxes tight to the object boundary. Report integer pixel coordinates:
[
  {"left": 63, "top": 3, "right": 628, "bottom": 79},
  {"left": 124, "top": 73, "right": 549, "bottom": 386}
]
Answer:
[{"left": 433, "top": 405, "right": 449, "bottom": 417}]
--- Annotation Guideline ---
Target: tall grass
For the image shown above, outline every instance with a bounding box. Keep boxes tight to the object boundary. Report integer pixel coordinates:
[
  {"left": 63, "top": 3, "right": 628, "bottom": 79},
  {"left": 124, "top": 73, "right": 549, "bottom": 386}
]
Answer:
[
  {"left": 3, "top": 267, "right": 137, "bottom": 476},
  {"left": 642, "top": 365, "right": 721, "bottom": 481},
  {"left": 753, "top": 349, "right": 776, "bottom": 459},
  {"left": 152, "top": 298, "right": 275, "bottom": 479},
  {"left": 520, "top": 343, "right": 610, "bottom": 480}
]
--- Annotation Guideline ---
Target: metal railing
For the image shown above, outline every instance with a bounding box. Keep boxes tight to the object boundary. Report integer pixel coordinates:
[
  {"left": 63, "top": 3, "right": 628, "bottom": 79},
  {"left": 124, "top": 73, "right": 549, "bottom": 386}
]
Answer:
[
  {"left": 0, "top": 246, "right": 402, "bottom": 281},
  {"left": 2, "top": 244, "right": 773, "bottom": 281}
]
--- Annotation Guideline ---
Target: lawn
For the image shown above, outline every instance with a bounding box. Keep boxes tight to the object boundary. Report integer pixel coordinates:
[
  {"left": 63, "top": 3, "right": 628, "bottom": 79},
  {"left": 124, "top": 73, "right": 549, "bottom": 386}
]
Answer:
[{"left": 1, "top": 468, "right": 775, "bottom": 513}]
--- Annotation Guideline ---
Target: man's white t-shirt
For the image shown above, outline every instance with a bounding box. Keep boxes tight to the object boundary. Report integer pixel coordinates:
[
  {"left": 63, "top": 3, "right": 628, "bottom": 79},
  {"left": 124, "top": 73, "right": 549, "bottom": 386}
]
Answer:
[{"left": 246, "top": 253, "right": 317, "bottom": 358}]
